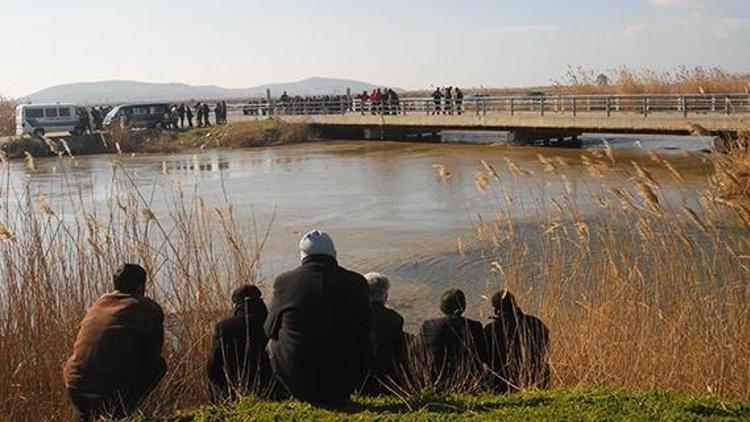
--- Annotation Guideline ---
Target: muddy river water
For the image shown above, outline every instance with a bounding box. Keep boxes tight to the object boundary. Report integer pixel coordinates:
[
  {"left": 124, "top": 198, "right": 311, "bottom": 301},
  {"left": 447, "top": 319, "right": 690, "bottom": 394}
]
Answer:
[{"left": 6, "top": 135, "right": 718, "bottom": 328}]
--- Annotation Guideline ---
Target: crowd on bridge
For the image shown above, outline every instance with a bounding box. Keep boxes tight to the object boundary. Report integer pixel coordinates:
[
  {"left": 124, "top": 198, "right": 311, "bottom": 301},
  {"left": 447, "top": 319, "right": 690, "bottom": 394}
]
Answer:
[{"left": 63, "top": 230, "right": 549, "bottom": 421}]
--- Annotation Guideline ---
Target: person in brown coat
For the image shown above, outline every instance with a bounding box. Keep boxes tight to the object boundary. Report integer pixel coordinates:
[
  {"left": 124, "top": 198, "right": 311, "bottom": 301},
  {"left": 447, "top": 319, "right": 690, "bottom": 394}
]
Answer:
[{"left": 63, "top": 264, "right": 166, "bottom": 421}]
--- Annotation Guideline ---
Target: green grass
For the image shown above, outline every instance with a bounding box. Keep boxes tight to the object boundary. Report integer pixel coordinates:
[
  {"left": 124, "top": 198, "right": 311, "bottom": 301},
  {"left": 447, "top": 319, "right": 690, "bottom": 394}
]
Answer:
[{"left": 160, "top": 389, "right": 750, "bottom": 421}]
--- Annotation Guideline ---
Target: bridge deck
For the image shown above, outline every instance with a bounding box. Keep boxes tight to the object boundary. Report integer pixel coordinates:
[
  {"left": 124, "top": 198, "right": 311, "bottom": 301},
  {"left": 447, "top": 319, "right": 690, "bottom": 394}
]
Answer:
[{"left": 238, "top": 93, "right": 749, "bottom": 136}]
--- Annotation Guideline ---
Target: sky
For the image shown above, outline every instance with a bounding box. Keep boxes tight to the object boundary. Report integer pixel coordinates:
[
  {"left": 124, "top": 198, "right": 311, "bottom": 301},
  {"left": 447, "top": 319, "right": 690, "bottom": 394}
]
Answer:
[{"left": 0, "top": 0, "right": 748, "bottom": 97}]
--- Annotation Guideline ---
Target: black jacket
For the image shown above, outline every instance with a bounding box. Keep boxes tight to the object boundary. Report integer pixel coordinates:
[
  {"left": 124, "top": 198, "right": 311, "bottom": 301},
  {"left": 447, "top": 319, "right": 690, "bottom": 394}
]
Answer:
[
  {"left": 484, "top": 311, "right": 550, "bottom": 392},
  {"left": 420, "top": 315, "right": 487, "bottom": 379},
  {"left": 370, "top": 303, "right": 406, "bottom": 375},
  {"left": 207, "top": 298, "right": 271, "bottom": 396},
  {"left": 264, "top": 255, "right": 371, "bottom": 403}
]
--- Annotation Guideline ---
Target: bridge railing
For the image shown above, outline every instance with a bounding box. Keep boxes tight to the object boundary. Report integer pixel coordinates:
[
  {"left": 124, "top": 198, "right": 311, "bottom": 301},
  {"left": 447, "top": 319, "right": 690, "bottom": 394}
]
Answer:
[{"left": 230, "top": 93, "right": 750, "bottom": 119}]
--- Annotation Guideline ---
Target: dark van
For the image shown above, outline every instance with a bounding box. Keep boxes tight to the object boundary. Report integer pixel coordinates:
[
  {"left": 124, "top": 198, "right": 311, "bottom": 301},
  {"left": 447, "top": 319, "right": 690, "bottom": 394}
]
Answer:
[{"left": 102, "top": 103, "right": 170, "bottom": 130}]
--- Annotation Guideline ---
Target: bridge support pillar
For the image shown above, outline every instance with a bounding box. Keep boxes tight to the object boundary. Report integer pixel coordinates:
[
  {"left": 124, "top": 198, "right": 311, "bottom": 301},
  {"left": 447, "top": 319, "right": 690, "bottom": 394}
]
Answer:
[{"left": 508, "top": 128, "right": 583, "bottom": 147}]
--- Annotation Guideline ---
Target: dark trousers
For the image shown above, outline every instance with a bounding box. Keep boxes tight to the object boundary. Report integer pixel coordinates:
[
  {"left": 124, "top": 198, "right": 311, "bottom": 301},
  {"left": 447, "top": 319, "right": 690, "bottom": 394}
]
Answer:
[{"left": 69, "top": 362, "right": 165, "bottom": 421}]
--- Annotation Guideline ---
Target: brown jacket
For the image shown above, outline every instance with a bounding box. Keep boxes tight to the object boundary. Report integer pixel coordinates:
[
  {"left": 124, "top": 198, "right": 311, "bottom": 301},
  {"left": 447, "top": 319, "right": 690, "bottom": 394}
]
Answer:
[{"left": 64, "top": 292, "right": 166, "bottom": 394}]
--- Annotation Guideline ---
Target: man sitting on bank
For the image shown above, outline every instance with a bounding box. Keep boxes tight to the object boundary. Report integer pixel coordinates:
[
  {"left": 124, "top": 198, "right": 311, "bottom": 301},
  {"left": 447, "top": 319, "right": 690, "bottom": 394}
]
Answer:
[
  {"left": 264, "top": 230, "right": 372, "bottom": 405},
  {"left": 420, "top": 288, "right": 487, "bottom": 388},
  {"left": 483, "top": 290, "right": 550, "bottom": 393},
  {"left": 63, "top": 264, "right": 167, "bottom": 421},
  {"left": 362, "top": 272, "right": 406, "bottom": 395},
  {"left": 207, "top": 285, "right": 271, "bottom": 400}
]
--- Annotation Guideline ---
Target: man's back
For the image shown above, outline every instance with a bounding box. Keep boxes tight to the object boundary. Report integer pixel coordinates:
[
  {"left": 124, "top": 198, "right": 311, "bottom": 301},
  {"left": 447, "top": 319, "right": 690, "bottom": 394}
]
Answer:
[
  {"left": 484, "top": 312, "right": 550, "bottom": 391},
  {"left": 265, "top": 255, "right": 371, "bottom": 403},
  {"left": 370, "top": 303, "right": 405, "bottom": 377},
  {"left": 207, "top": 302, "right": 270, "bottom": 394},
  {"left": 421, "top": 315, "right": 486, "bottom": 374},
  {"left": 64, "top": 292, "right": 165, "bottom": 395}
]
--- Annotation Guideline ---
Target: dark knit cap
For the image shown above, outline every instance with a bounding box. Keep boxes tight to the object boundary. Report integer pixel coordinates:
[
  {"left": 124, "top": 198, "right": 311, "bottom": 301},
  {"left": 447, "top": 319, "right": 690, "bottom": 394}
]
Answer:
[
  {"left": 440, "top": 289, "right": 466, "bottom": 316},
  {"left": 113, "top": 263, "right": 147, "bottom": 293},
  {"left": 231, "top": 285, "right": 263, "bottom": 305}
]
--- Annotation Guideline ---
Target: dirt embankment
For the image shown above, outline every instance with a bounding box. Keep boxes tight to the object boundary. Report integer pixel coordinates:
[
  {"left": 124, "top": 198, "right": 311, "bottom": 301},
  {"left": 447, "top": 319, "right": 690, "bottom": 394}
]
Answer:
[{"left": 0, "top": 120, "right": 314, "bottom": 159}]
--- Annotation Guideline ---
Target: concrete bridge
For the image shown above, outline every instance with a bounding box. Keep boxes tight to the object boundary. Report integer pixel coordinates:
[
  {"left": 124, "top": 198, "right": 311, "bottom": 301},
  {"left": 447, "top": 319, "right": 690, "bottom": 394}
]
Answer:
[{"left": 236, "top": 94, "right": 749, "bottom": 145}]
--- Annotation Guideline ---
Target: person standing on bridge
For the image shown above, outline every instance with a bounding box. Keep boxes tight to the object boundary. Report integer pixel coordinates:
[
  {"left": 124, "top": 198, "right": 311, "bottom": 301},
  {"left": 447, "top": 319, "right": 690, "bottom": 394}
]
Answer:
[
  {"left": 455, "top": 88, "right": 464, "bottom": 115},
  {"left": 202, "top": 103, "right": 211, "bottom": 126},
  {"left": 356, "top": 91, "right": 370, "bottom": 115},
  {"left": 432, "top": 87, "right": 443, "bottom": 115},
  {"left": 370, "top": 88, "right": 382, "bottom": 115},
  {"left": 195, "top": 103, "right": 203, "bottom": 128},
  {"left": 214, "top": 103, "right": 222, "bottom": 126},
  {"left": 444, "top": 87, "right": 453, "bottom": 115},
  {"left": 186, "top": 105, "right": 194, "bottom": 128},
  {"left": 177, "top": 104, "right": 186, "bottom": 128}
]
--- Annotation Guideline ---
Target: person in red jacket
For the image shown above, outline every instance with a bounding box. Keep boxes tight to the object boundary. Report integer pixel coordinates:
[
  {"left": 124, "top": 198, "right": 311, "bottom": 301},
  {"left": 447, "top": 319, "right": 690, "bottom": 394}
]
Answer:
[
  {"left": 370, "top": 88, "right": 382, "bottom": 115},
  {"left": 356, "top": 91, "right": 371, "bottom": 114},
  {"left": 64, "top": 264, "right": 166, "bottom": 421}
]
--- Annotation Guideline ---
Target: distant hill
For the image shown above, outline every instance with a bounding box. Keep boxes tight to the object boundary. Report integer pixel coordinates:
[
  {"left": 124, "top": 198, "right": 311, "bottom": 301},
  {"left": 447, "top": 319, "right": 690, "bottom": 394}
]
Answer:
[{"left": 24, "top": 77, "right": 390, "bottom": 104}]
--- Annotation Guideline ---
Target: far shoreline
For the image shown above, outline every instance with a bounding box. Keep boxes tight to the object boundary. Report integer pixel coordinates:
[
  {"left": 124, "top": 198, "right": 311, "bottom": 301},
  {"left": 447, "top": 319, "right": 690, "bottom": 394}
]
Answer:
[{"left": 0, "top": 120, "right": 315, "bottom": 160}]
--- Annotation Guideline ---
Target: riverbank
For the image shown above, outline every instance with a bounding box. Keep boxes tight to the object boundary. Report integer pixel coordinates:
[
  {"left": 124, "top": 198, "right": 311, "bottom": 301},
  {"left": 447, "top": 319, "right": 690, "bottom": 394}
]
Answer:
[
  {"left": 0, "top": 120, "right": 314, "bottom": 159},
  {"left": 170, "top": 388, "right": 750, "bottom": 421}
]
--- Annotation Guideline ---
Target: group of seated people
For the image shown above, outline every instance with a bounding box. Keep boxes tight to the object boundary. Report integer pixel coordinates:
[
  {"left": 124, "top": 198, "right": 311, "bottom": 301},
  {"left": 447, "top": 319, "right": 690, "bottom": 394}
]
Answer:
[{"left": 63, "top": 230, "right": 549, "bottom": 421}]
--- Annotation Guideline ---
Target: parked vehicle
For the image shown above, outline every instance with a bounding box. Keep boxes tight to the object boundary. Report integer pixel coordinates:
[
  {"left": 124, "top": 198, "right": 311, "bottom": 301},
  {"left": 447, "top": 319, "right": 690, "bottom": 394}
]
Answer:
[
  {"left": 102, "top": 103, "right": 170, "bottom": 130},
  {"left": 15, "top": 104, "right": 84, "bottom": 137}
]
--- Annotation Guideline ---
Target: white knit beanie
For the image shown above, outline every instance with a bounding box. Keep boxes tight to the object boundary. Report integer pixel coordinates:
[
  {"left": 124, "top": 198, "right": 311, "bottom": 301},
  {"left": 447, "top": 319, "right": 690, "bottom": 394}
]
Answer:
[{"left": 299, "top": 230, "right": 337, "bottom": 261}]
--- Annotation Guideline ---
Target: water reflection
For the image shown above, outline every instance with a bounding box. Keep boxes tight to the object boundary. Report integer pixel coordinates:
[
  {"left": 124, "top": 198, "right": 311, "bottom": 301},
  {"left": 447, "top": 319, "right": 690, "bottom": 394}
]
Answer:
[{"left": 169, "top": 157, "right": 230, "bottom": 172}]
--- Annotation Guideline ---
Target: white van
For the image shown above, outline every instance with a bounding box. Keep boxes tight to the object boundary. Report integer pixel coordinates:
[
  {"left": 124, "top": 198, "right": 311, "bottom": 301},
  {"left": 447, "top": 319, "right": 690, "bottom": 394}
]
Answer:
[{"left": 15, "top": 104, "right": 83, "bottom": 137}]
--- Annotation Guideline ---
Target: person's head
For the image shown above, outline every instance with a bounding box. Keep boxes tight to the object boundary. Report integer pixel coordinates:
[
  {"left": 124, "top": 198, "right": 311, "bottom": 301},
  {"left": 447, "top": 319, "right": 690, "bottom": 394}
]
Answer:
[
  {"left": 113, "top": 263, "right": 147, "bottom": 295},
  {"left": 299, "top": 229, "right": 337, "bottom": 261},
  {"left": 365, "top": 272, "right": 390, "bottom": 304},
  {"left": 440, "top": 288, "right": 466, "bottom": 316},
  {"left": 231, "top": 284, "right": 263, "bottom": 307},
  {"left": 491, "top": 290, "right": 519, "bottom": 317}
]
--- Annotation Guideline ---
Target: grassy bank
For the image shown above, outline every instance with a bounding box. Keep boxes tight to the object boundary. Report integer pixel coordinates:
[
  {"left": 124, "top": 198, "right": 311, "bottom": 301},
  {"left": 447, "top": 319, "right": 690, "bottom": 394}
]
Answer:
[
  {"left": 131, "top": 120, "right": 313, "bottom": 154},
  {"left": 176, "top": 389, "right": 750, "bottom": 421},
  {"left": 0, "top": 119, "right": 313, "bottom": 159}
]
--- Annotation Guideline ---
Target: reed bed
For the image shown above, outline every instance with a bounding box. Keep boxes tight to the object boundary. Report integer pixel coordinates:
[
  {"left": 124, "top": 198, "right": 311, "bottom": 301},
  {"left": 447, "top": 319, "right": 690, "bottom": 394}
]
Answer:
[
  {"left": 402, "top": 66, "right": 750, "bottom": 97},
  {"left": 552, "top": 66, "right": 750, "bottom": 95},
  {"left": 0, "top": 156, "right": 270, "bottom": 420},
  {"left": 710, "top": 131, "right": 750, "bottom": 216},
  {"left": 465, "top": 147, "right": 750, "bottom": 400},
  {"left": 0, "top": 143, "right": 749, "bottom": 421}
]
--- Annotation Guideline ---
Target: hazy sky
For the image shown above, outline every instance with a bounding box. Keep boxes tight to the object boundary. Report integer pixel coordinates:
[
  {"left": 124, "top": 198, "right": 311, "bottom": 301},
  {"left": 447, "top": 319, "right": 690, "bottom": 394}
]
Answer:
[{"left": 1, "top": 0, "right": 748, "bottom": 97}]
